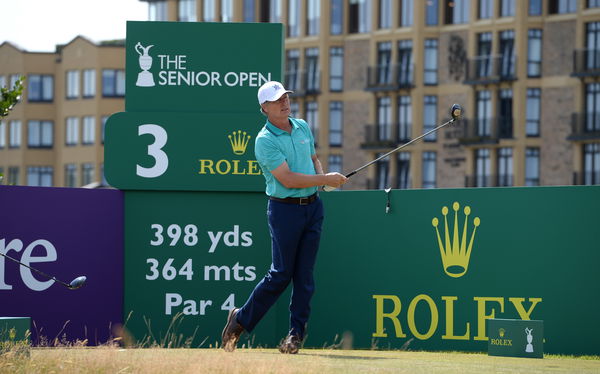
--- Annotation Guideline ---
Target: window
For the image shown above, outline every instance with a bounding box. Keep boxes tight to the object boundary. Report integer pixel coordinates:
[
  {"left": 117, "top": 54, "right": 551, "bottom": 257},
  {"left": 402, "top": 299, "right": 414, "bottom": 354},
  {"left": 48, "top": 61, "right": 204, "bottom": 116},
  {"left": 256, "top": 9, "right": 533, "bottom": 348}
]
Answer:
[
  {"left": 497, "top": 148, "right": 513, "bottom": 186},
  {"left": 149, "top": 1, "right": 168, "bottom": 20},
  {"left": 66, "top": 117, "right": 79, "bottom": 146},
  {"left": 83, "top": 69, "right": 95, "bottom": 98},
  {"left": 527, "top": 29, "right": 542, "bottom": 77},
  {"left": 479, "top": 0, "right": 492, "bottom": 18},
  {"left": 0, "top": 75, "right": 5, "bottom": 88},
  {"left": 498, "top": 89, "right": 513, "bottom": 138},
  {"left": 426, "top": 0, "right": 439, "bottom": 25},
  {"left": 476, "top": 90, "right": 492, "bottom": 136},
  {"left": 583, "top": 143, "right": 600, "bottom": 185},
  {"left": 329, "top": 101, "right": 343, "bottom": 146},
  {"left": 377, "top": 96, "right": 392, "bottom": 141},
  {"left": 288, "top": 0, "right": 300, "bottom": 37},
  {"left": 203, "top": 0, "right": 215, "bottom": 21},
  {"left": 28, "top": 74, "right": 53, "bottom": 102},
  {"left": 422, "top": 151, "right": 436, "bottom": 188},
  {"left": 10, "top": 75, "right": 21, "bottom": 90},
  {"left": 178, "top": 0, "right": 197, "bottom": 21},
  {"left": 65, "top": 164, "right": 78, "bottom": 187},
  {"left": 66, "top": 70, "right": 79, "bottom": 99},
  {"left": 27, "top": 120, "right": 53, "bottom": 148},
  {"left": 260, "top": 0, "right": 281, "bottom": 22},
  {"left": 307, "top": 0, "right": 320, "bottom": 35},
  {"left": 27, "top": 166, "right": 53, "bottom": 187},
  {"left": 290, "top": 101, "right": 300, "bottom": 118},
  {"left": 349, "top": 0, "right": 371, "bottom": 33},
  {"left": 586, "top": 83, "right": 600, "bottom": 132},
  {"left": 586, "top": 22, "right": 600, "bottom": 70},
  {"left": 500, "top": 0, "right": 515, "bottom": 17},
  {"left": 589, "top": 0, "right": 600, "bottom": 7},
  {"left": 526, "top": 88, "right": 541, "bottom": 136},
  {"left": 305, "top": 48, "right": 320, "bottom": 93},
  {"left": 8, "top": 167, "right": 19, "bottom": 185},
  {"left": 285, "top": 49, "right": 300, "bottom": 90},
  {"left": 549, "top": 0, "right": 577, "bottom": 14},
  {"left": 525, "top": 148, "right": 540, "bottom": 186},
  {"left": 477, "top": 32, "right": 493, "bottom": 78},
  {"left": 375, "top": 152, "right": 390, "bottom": 189},
  {"left": 399, "top": 0, "right": 414, "bottom": 27},
  {"left": 475, "top": 149, "right": 490, "bottom": 187},
  {"left": 9, "top": 120, "right": 21, "bottom": 148},
  {"left": 398, "top": 95, "right": 412, "bottom": 142},
  {"left": 0, "top": 121, "right": 5, "bottom": 148},
  {"left": 305, "top": 101, "right": 319, "bottom": 145},
  {"left": 83, "top": 116, "right": 95, "bottom": 145},
  {"left": 529, "top": 0, "right": 542, "bottom": 14},
  {"left": 102, "top": 116, "right": 108, "bottom": 144},
  {"left": 222, "top": 0, "right": 233, "bottom": 22},
  {"left": 82, "top": 163, "right": 95, "bottom": 186},
  {"left": 377, "top": 42, "right": 392, "bottom": 85},
  {"left": 423, "top": 95, "right": 437, "bottom": 141},
  {"left": 397, "top": 152, "right": 411, "bottom": 189},
  {"left": 244, "top": 0, "right": 256, "bottom": 22},
  {"left": 424, "top": 39, "right": 438, "bottom": 85},
  {"left": 398, "top": 40, "right": 413, "bottom": 87},
  {"left": 329, "top": 47, "right": 344, "bottom": 91},
  {"left": 499, "top": 30, "right": 516, "bottom": 79},
  {"left": 379, "top": 0, "right": 392, "bottom": 29},
  {"left": 102, "top": 69, "right": 125, "bottom": 97},
  {"left": 331, "top": 0, "right": 344, "bottom": 34},
  {"left": 445, "top": 0, "right": 470, "bottom": 24},
  {"left": 328, "top": 155, "right": 343, "bottom": 173}
]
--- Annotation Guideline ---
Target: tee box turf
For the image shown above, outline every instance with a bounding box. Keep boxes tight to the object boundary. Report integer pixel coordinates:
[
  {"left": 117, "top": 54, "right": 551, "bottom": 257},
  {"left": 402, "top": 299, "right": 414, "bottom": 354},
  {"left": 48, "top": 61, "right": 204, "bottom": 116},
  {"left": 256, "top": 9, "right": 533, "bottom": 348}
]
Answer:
[{"left": 487, "top": 319, "right": 543, "bottom": 358}]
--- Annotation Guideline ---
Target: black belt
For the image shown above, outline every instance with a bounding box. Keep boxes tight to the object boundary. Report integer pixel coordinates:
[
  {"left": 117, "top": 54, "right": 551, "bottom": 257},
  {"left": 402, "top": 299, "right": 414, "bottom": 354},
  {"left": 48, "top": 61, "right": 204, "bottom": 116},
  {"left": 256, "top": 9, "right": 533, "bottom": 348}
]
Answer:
[{"left": 268, "top": 192, "right": 319, "bottom": 205}]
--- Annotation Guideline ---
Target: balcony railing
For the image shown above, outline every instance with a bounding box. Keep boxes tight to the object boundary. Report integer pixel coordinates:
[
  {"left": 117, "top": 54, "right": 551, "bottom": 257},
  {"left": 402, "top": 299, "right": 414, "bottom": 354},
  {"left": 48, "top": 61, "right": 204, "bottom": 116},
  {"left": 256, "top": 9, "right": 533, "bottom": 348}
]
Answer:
[
  {"left": 366, "top": 177, "right": 412, "bottom": 190},
  {"left": 362, "top": 123, "right": 412, "bottom": 148},
  {"left": 457, "top": 117, "right": 513, "bottom": 145},
  {"left": 464, "top": 55, "right": 517, "bottom": 84},
  {"left": 465, "top": 174, "right": 514, "bottom": 187},
  {"left": 573, "top": 171, "right": 600, "bottom": 185},
  {"left": 572, "top": 49, "right": 600, "bottom": 77},
  {"left": 568, "top": 113, "right": 600, "bottom": 140},
  {"left": 284, "top": 70, "right": 321, "bottom": 96},
  {"left": 366, "top": 63, "right": 415, "bottom": 91}
]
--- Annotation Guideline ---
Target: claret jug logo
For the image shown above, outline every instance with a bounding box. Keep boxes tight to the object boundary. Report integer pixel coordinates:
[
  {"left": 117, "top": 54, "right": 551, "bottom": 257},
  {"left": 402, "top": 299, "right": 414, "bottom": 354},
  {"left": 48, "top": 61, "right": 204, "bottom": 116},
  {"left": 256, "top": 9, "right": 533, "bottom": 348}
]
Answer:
[
  {"left": 432, "top": 202, "right": 481, "bottom": 278},
  {"left": 135, "top": 42, "right": 156, "bottom": 87},
  {"left": 228, "top": 130, "right": 251, "bottom": 155}
]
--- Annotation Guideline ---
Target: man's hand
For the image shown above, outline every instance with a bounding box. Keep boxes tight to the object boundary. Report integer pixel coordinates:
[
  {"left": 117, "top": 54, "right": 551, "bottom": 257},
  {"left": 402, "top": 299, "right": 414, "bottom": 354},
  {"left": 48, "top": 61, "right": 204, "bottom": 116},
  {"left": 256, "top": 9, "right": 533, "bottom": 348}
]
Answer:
[{"left": 323, "top": 172, "right": 348, "bottom": 188}]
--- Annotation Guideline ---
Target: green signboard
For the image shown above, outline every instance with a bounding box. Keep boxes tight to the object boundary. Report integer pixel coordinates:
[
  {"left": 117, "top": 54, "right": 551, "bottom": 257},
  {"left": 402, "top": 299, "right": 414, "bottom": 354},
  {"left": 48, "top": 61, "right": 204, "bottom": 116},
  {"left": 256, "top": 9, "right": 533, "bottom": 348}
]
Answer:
[
  {"left": 487, "top": 319, "right": 544, "bottom": 358},
  {"left": 126, "top": 21, "right": 283, "bottom": 113},
  {"left": 104, "top": 111, "right": 266, "bottom": 191}
]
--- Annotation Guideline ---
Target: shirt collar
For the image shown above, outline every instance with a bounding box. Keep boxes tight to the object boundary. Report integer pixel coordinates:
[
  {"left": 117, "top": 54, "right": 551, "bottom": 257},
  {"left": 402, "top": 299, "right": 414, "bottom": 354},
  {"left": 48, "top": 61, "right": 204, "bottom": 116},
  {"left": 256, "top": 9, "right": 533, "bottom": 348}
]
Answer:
[{"left": 265, "top": 118, "right": 298, "bottom": 136}]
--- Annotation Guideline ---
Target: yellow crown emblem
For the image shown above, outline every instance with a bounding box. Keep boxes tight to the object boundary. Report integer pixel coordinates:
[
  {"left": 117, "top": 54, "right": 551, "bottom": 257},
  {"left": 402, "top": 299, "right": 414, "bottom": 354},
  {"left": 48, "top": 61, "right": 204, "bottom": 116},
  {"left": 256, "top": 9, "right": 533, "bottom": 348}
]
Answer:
[
  {"left": 228, "top": 130, "right": 251, "bottom": 155},
  {"left": 431, "top": 202, "right": 481, "bottom": 278},
  {"left": 499, "top": 328, "right": 505, "bottom": 338}
]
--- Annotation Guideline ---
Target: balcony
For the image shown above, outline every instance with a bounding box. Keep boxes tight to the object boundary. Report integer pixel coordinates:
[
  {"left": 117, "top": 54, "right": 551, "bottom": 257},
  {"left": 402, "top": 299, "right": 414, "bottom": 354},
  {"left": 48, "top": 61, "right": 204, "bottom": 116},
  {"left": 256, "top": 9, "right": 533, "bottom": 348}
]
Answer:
[
  {"left": 366, "top": 177, "right": 412, "bottom": 190},
  {"left": 284, "top": 70, "right": 321, "bottom": 97},
  {"left": 568, "top": 113, "right": 600, "bottom": 140},
  {"left": 572, "top": 49, "right": 600, "bottom": 77},
  {"left": 362, "top": 123, "right": 412, "bottom": 148},
  {"left": 465, "top": 174, "right": 514, "bottom": 187},
  {"left": 573, "top": 172, "right": 600, "bottom": 185},
  {"left": 464, "top": 55, "right": 517, "bottom": 85},
  {"left": 457, "top": 117, "right": 513, "bottom": 145},
  {"left": 365, "top": 64, "right": 415, "bottom": 92}
]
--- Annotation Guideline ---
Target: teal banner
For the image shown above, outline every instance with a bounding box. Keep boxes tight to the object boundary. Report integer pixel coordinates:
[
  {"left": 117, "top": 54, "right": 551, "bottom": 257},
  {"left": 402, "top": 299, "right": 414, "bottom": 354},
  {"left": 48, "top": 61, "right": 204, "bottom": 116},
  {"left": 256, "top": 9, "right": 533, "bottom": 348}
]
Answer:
[
  {"left": 104, "top": 112, "right": 265, "bottom": 191},
  {"left": 125, "top": 21, "right": 283, "bottom": 113},
  {"left": 487, "top": 319, "right": 544, "bottom": 358}
]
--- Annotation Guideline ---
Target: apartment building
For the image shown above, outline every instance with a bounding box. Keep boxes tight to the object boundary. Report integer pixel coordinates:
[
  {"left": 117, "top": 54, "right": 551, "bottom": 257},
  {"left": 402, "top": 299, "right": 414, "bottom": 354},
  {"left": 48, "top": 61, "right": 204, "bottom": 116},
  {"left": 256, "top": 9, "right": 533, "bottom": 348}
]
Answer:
[
  {"left": 2, "top": 0, "right": 599, "bottom": 189},
  {"left": 0, "top": 37, "right": 125, "bottom": 187}
]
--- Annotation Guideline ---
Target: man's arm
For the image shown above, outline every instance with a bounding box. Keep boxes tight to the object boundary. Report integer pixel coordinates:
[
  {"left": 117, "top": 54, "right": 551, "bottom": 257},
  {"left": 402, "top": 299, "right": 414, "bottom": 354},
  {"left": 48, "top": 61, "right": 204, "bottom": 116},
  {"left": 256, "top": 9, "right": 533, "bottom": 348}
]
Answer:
[{"left": 271, "top": 158, "right": 347, "bottom": 189}]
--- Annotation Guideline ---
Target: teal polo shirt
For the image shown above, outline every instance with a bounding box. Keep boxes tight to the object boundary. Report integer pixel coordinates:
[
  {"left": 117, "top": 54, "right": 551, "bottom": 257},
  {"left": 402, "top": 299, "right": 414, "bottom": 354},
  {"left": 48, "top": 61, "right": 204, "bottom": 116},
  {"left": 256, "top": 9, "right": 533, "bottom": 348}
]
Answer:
[{"left": 255, "top": 117, "right": 318, "bottom": 198}]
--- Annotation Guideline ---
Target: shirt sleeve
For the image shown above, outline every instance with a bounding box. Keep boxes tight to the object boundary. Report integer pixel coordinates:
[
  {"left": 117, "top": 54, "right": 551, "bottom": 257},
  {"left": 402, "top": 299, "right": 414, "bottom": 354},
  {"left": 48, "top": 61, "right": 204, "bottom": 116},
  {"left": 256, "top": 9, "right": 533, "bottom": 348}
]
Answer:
[{"left": 255, "top": 135, "right": 286, "bottom": 172}]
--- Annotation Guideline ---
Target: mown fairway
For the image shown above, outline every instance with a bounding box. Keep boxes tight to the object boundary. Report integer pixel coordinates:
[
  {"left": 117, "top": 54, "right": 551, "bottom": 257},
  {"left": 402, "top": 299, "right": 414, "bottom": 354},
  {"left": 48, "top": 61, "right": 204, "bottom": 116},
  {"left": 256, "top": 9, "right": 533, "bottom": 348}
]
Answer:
[{"left": 1, "top": 348, "right": 600, "bottom": 374}]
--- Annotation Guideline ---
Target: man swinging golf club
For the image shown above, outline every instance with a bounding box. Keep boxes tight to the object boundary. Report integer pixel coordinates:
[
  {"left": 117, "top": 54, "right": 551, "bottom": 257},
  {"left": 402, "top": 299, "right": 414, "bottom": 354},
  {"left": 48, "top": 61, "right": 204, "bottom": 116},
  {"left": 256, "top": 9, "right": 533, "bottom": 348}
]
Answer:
[{"left": 221, "top": 81, "right": 347, "bottom": 354}]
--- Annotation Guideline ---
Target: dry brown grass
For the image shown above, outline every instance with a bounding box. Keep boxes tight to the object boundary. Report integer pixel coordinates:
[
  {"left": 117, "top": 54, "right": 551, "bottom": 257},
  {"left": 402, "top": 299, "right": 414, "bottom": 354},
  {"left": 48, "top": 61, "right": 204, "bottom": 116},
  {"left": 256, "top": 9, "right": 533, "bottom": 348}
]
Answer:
[{"left": 1, "top": 347, "right": 599, "bottom": 374}]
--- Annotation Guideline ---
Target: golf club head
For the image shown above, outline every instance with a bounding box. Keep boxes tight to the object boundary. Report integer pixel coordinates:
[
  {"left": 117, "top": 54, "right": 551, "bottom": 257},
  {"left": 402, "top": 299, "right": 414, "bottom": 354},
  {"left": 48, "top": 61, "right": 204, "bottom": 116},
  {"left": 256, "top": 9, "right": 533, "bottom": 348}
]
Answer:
[
  {"left": 450, "top": 104, "right": 462, "bottom": 120},
  {"left": 68, "top": 276, "right": 87, "bottom": 290}
]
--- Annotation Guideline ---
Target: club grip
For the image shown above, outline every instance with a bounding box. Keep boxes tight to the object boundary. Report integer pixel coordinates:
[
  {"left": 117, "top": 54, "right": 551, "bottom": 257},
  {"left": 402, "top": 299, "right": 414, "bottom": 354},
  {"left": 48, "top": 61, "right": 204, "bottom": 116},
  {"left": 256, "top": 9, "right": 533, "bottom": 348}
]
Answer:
[{"left": 323, "top": 185, "right": 337, "bottom": 192}]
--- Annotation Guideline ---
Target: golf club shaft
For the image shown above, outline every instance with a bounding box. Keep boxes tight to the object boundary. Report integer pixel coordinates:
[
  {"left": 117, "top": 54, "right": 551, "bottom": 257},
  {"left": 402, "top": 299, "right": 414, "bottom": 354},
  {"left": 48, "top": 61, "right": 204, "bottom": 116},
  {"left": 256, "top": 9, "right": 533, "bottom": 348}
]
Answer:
[
  {"left": 0, "top": 251, "right": 70, "bottom": 288},
  {"left": 323, "top": 117, "right": 456, "bottom": 191}
]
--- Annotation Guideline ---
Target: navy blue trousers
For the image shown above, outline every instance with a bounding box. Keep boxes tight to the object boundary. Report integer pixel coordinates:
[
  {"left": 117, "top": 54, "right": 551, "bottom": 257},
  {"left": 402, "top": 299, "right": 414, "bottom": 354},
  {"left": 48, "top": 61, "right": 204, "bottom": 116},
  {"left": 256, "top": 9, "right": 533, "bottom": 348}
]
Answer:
[{"left": 236, "top": 197, "right": 324, "bottom": 339}]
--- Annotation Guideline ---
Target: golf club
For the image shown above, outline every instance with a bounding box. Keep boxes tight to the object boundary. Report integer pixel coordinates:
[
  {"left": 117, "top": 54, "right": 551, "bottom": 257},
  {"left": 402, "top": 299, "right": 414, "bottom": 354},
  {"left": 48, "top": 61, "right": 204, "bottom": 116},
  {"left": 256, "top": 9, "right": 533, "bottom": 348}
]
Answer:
[
  {"left": 0, "top": 251, "right": 87, "bottom": 290},
  {"left": 324, "top": 103, "right": 463, "bottom": 192}
]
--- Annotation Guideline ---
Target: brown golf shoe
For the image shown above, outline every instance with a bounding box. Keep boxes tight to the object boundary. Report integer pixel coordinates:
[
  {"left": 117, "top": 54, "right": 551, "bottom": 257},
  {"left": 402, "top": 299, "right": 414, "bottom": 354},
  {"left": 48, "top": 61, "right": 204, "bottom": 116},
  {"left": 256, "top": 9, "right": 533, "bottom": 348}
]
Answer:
[
  {"left": 278, "top": 334, "right": 301, "bottom": 354},
  {"left": 221, "top": 308, "right": 244, "bottom": 352}
]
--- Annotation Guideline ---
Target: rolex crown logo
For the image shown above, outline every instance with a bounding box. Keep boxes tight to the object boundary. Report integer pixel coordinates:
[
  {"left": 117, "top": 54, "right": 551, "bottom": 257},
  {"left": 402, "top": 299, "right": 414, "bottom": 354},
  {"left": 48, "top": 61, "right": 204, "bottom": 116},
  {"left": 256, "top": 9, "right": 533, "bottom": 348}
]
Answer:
[
  {"left": 499, "top": 328, "right": 506, "bottom": 338},
  {"left": 431, "top": 202, "right": 481, "bottom": 278},
  {"left": 228, "top": 130, "right": 251, "bottom": 155}
]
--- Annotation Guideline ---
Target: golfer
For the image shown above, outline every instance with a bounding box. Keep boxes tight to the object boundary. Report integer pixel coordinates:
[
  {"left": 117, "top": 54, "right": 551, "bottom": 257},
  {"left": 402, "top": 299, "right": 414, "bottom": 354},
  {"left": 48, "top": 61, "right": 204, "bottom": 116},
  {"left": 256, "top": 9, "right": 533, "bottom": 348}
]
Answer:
[{"left": 221, "top": 81, "right": 347, "bottom": 354}]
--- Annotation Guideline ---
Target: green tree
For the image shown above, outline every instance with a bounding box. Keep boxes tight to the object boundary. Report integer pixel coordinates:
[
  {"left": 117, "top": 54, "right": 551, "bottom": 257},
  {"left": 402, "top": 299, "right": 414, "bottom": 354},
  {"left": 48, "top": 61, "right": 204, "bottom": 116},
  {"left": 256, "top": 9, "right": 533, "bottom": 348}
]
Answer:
[{"left": 0, "top": 76, "right": 25, "bottom": 119}]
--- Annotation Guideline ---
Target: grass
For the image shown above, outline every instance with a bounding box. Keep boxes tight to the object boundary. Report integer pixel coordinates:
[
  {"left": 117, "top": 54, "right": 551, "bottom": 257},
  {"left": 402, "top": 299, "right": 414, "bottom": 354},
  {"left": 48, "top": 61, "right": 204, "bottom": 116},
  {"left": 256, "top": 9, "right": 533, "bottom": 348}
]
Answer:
[{"left": 1, "top": 346, "right": 599, "bottom": 374}]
